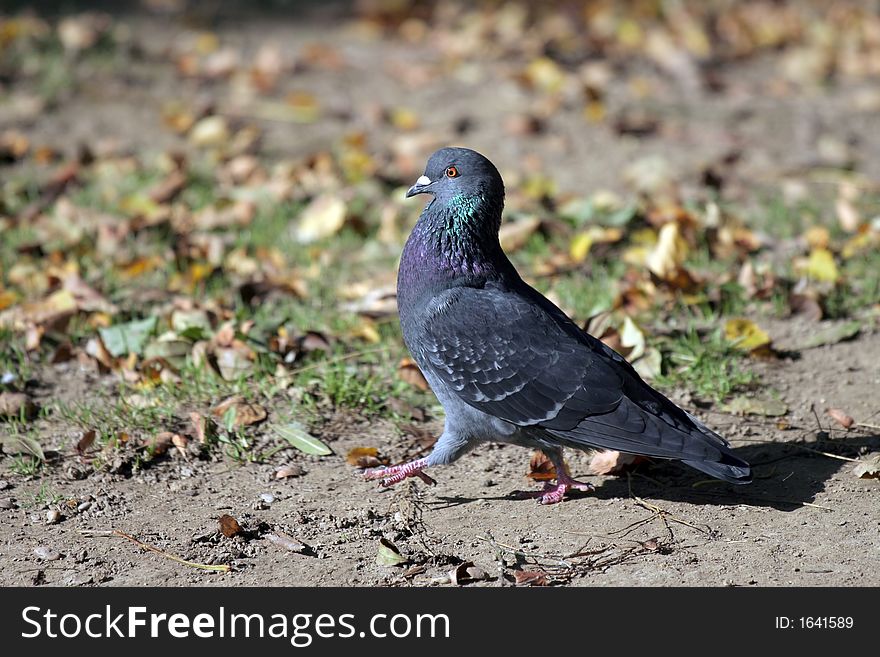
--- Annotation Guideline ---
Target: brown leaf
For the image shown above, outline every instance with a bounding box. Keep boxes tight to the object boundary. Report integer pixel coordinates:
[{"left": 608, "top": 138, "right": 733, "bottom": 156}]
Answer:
[
  {"left": 498, "top": 216, "right": 541, "bottom": 252},
  {"left": 513, "top": 570, "right": 548, "bottom": 586},
  {"left": 190, "top": 412, "right": 207, "bottom": 444},
  {"left": 853, "top": 455, "right": 880, "bottom": 480},
  {"left": 527, "top": 450, "right": 557, "bottom": 481},
  {"left": 398, "top": 358, "right": 429, "bottom": 391},
  {"left": 0, "top": 392, "right": 37, "bottom": 420},
  {"left": 588, "top": 450, "right": 646, "bottom": 476},
  {"left": 449, "top": 562, "right": 489, "bottom": 586},
  {"left": 346, "top": 446, "right": 387, "bottom": 468},
  {"left": 789, "top": 293, "right": 823, "bottom": 321},
  {"left": 275, "top": 465, "right": 306, "bottom": 479},
  {"left": 826, "top": 408, "right": 854, "bottom": 429},
  {"left": 75, "top": 430, "right": 96, "bottom": 455},
  {"left": 211, "top": 395, "right": 267, "bottom": 427},
  {"left": 266, "top": 532, "right": 311, "bottom": 554},
  {"left": 299, "top": 331, "right": 331, "bottom": 353},
  {"left": 218, "top": 514, "right": 243, "bottom": 538},
  {"left": 146, "top": 431, "right": 175, "bottom": 456},
  {"left": 171, "top": 434, "right": 189, "bottom": 459},
  {"left": 148, "top": 170, "right": 187, "bottom": 204},
  {"left": 295, "top": 194, "right": 346, "bottom": 243}
]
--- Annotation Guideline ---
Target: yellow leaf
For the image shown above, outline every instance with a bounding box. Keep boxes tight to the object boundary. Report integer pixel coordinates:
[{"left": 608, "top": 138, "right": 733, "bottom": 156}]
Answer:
[
  {"left": 583, "top": 100, "right": 605, "bottom": 123},
  {"left": 725, "top": 318, "right": 772, "bottom": 352},
  {"left": 295, "top": 194, "right": 346, "bottom": 244},
  {"left": 350, "top": 320, "right": 381, "bottom": 344},
  {"left": 570, "top": 232, "right": 594, "bottom": 263},
  {"left": 389, "top": 107, "right": 419, "bottom": 131},
  {"left": 499, "top": 217, "right": 541, "bottom": 252},
  {"left": 619, "top": 316, "right": 646, "bottom": 362},
  {"left": 0, "top": 289, "right": 18, "bottom": 311},
  {"left": 646, "top": 222, "right": 688, "bottom": 279},
  {"left": 189, "top": 116, "right": 230, "bottom": 147},
  {"left": 525, "top": 57, "right": 565, "bottom": 93},
  {"left": 803, "top": 226, "right": 830, "bottom": 249},
  {"left": 804, "top": 248, "right": 840, "bottom": 283}
]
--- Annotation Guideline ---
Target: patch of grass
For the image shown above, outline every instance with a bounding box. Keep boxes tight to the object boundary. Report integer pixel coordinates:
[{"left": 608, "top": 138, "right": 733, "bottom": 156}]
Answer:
[
  {"left": 28, "top": 483, "right": 63, "bottom": 506},
  {"left": 824, "top": 248, "right": 880, "bottom": 318},
  {"left": 654, "top": 328, "right": 758, "bottom": 402},
  {"left": 534, "top": 260, "right": 624, "bottom": 321},
  {"left": 8, "top": 455, "right": 43, "bottom": 476},
  {"left": 0, "top": 328, "right": 34, "bottom": 383},
  {"left": 297, "top": 352, "right": 396, "bottom": 415},
  {"left": 54, "top": 393, "right": 176, "bottom": 448}
]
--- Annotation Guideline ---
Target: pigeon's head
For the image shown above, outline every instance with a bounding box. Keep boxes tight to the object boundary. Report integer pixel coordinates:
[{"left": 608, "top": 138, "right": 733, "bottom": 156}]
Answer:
[{"left": 406, "top": 147, "right": 504, "bottom": 207}]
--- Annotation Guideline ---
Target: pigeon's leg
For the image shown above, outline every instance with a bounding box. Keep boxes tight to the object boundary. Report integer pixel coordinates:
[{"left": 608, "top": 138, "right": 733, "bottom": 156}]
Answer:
[
  {"left": 362, "top": 458, "right": 435, "bottom": 488},
  {"left": 515, "top": 448, "right": 594, "bottom": 505}
]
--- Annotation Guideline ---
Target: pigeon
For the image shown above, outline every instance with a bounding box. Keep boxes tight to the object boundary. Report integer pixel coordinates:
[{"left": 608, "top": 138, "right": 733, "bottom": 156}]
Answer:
[{"left": 364, "top": 147, "right": 751, "bottom": 503}]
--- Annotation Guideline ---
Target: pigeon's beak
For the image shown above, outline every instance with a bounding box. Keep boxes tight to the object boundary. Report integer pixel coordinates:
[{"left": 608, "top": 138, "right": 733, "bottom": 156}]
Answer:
[{"left": 405, "top": 175, "right": 433, "bottom": 198}]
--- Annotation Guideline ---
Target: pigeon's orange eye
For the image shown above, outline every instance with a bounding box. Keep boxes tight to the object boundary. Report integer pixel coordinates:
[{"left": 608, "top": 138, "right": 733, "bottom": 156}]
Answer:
[{"left": 445, "top": 166, "right": 459, "bottom": 178}]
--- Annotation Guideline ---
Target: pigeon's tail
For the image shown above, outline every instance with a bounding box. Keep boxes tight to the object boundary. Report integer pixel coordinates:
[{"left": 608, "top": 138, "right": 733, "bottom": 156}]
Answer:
[
  {"left": 544, "top": 392, "right": 752, "bottom": 484},
  {"left": 680, "top": 454, "right": 751, "bottom": 484}
]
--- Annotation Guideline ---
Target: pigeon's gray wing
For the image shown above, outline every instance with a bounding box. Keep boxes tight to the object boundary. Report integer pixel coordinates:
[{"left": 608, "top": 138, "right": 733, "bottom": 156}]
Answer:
[
  {"left": 414, "top": 283, "right": 625, "bottom": 426},
  {"left": 415, "top": 283, "right": 750, "bottom": 482}
]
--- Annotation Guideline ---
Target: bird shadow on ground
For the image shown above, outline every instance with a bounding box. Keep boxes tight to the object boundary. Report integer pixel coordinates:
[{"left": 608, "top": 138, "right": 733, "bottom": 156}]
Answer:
[{"left": 425, "top": 432, "right": 879, "bottom": 511}]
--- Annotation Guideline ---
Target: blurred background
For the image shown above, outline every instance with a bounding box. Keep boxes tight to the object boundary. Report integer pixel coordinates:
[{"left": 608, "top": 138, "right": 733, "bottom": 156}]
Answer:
[{"left": 0, "top": 1, "right": 879, "bottom": 586}]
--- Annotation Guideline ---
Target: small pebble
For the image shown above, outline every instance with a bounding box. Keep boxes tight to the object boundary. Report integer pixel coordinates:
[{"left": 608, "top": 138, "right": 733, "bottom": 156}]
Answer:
[
  {"left": 34, "top": 546, "right": 61, "bottom": 561},
  {"left": 0, "top": 497, "right": 15, "bottom": 510},
  {"left": 77, "top": 501, "right": 92, "bottom": 513},
  {"left": 46, "top": 509, "right": 61, "bottom": 524},
  {"left": 259, "top": 493, "right": 275, "bottom": 504},
  {"left": 0, "top": 479, "right": 9, "bottom": 490}
]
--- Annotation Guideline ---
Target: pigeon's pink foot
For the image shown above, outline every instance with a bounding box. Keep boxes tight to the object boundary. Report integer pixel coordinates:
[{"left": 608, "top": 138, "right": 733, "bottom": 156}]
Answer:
[
  {"left": 514, "top": 473, "right": 594, "bottom": 505},
  {"left": 362, "top": 457, "right": 435, "bottom": 488}
]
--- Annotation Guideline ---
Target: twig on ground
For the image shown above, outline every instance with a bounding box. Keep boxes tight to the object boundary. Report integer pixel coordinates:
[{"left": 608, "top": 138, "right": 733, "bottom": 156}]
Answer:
[{"left": 79, "top": 529, "right": 231, "bottom": 573}]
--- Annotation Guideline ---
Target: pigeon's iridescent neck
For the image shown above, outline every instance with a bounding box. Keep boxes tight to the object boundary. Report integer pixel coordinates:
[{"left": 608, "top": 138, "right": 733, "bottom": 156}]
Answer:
[
  {"left": 408, "top": 193, "right": 502, "bottom": 271},
  {"left": 398, "top": 192, "right": 508, "bottom": 305}
]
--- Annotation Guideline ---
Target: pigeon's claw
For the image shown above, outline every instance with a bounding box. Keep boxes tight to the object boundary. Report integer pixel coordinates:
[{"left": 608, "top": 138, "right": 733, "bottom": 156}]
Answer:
[
  {"left": 362, "top": 457, "right": 434, "bottom": 488},
  {"left": 514, "top": 473, "right": 595, "bottom": 505}
]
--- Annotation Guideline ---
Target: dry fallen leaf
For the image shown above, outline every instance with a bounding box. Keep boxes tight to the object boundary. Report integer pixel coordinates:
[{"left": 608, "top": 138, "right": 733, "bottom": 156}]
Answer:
[
  {"left": 190, "top": 115, "right": 230, "bottom": 147},
  {"left": 376, "top": 538, "right": 407, "bottom": 566},
  {"left": 171, "top": 433, "right": 189, "bottom": 459},
  {"left": 588, "top": 450, "right": 646, "bottom": 475},
  {"left": 275, "top": 465, "right": 306, "bottom": 479},
  {"left": 498, "top": 216, "right": 541, "bottom": 252},
  {"left": 211, "top": 395, "right": 267, "bottom": 427},
  {"left": 0, "top": 392, "right": 37, "bottom": 420},
  {"left": 346, "top": 446, "right": 386, "bottom": 468},
  {"left": 266, "top": 532, "right": 311, "bottom": 554},
  {"left": 513, "top": 570, "right": 548, "bottom": 586},
  {"left": 722, "top": 396, "right": 788, "bottom": 417},
  {"left": 218, "top": 514, "right": 243, "bottom": 538},
  {"left": 724, "top": 318, "right": 773, "bottom": 355},
  {"left": 826, "top": 408, "right": 854, "bottom": 429},
  {"left": 75, "top": 430, "right": 96, "bottom": 455},
  {"left": 398, "top": 358, "right": 429, "bottom": 391},
  {"left": 449, "top": 562, "right": 489, "bottom": 586},
  {"left": 146, "top": 431, "right": 175, "bottom": 456},
  {"left": 527, "top": 450, "right": 557, "bottom": 481},
  {"left": 190, "top": 412, "right": 207, "bottom": 444},
  {"left": 853, "top": 455, "right": 880, "bottom": 480},
  {"left": 295, "top": 194, "right": 346, "bottom": 243}
]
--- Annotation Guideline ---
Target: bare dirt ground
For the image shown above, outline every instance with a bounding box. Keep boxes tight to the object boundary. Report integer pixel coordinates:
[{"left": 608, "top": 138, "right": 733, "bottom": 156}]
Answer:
[{"left": 1, "top": 2, "right": 878, "bottom": 587}]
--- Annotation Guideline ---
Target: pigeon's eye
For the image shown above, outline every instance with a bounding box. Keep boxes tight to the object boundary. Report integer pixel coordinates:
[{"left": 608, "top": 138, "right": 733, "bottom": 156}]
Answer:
[{"left": 445, "top": 166, "right": 459, "bottom": 178}]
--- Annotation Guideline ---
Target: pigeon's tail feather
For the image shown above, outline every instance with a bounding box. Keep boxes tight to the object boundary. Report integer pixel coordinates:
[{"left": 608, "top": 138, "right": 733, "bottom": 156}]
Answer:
[
  {"left": 545, "top": 395, "right": 751, "bottom": 484},
  {"left": 680, "top": 455, "right": 751, "bottom": 484}
]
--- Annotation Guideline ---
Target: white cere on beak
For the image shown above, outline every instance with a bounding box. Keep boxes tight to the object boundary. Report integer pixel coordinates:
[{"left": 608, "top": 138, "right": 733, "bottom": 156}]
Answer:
[{"left": 416, "top": 175, "right": 431, "bottom": 186}]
